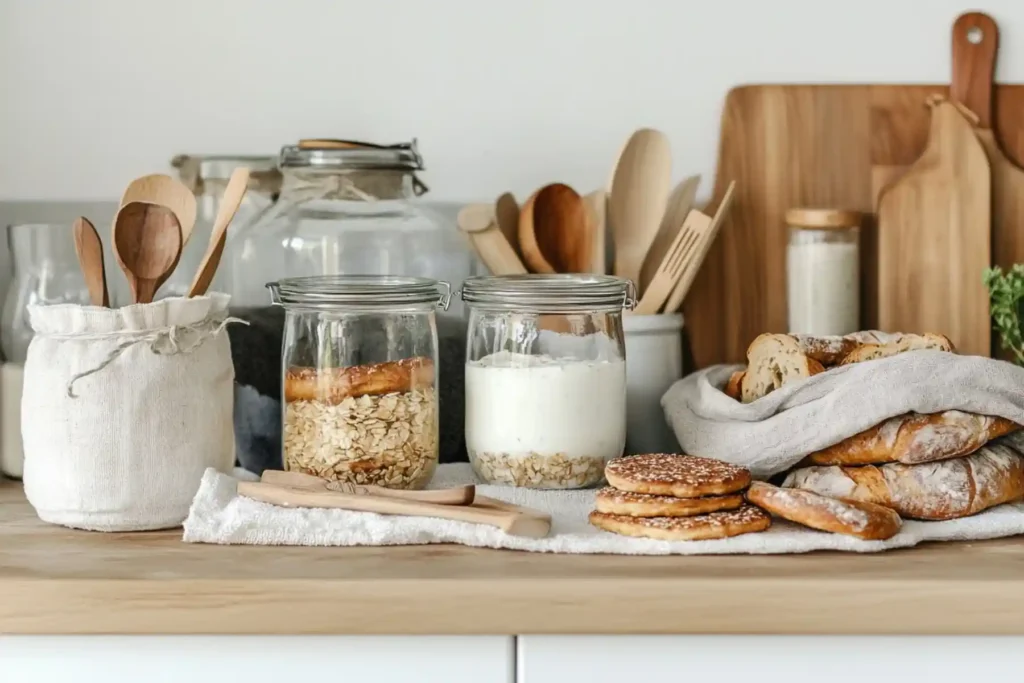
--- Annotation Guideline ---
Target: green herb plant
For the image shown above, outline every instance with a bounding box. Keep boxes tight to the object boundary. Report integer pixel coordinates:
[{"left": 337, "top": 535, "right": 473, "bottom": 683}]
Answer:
[{"left": 985, "top": 264, "right": 1024, "bottom": 366}]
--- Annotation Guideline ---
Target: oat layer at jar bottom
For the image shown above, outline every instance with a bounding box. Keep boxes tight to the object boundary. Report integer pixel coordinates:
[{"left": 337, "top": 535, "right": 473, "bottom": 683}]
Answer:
[{"left": 282, "top": 357, "right": 439, "bottom": 489}]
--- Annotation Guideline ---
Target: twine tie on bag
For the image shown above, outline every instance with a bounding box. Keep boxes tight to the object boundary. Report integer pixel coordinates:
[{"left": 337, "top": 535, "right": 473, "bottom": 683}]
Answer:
[{"left": 50, "top": 317, "right": 247, "bottom": 398}]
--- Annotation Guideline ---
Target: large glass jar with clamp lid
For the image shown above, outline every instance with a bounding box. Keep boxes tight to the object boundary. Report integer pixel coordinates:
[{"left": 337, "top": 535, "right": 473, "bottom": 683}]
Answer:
[
  {"left": 227, "top": 139, "right": 472, "bottom": 313},
  {"left": 461, "top": 274, "right": 635, "bottom": 489},
  {"left": 268, "top": 275, "right": 451, "bottom": 489}
]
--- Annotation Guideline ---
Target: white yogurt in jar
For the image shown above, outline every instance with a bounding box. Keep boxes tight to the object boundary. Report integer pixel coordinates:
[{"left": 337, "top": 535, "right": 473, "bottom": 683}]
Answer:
[{"left": 465, "top": 351, "right": 626, "bottom": 462}]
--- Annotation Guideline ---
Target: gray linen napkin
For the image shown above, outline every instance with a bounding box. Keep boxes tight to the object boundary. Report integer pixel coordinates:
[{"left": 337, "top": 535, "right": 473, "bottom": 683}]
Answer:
[{"left": 661, "top": 350, "right": 1024, "bottom": 478}]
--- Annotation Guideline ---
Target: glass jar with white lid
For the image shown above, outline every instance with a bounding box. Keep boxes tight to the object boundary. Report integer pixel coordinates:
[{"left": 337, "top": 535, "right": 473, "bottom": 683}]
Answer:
[
  {"left": 786, "top": 208, "right": 862, "bottom": 336},
  {"left": 461, "top": 274, "right": 635, "bottom": 489},
  {"left": 268, "top": 275, "right": 451, "bottom": 490}
]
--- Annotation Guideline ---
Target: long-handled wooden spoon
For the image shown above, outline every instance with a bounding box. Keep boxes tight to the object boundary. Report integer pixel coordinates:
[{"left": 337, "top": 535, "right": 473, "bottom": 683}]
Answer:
[
  {"left": 261, "top": 469, "right": 476, "bottom": 505},
  {"left": 608, "top": 129, "right": 673, "bottom": 283},
  {"left": 186, "top": 167, "right": 250, "bottom": 297},
  {"left": 112, "top": 202, "right": 182, "bottom": 304},
  {"left": 238, "top": 480, "right": 551, "bottom": 538},
  {"left": 72, "top": 217, "right": 109, "bottom": 307},
  {"left": 519, "top": 183, "right": 591, "bottom": 273},
  {"left": 458, "top": 203, "right": 527, "bottom": 275}
]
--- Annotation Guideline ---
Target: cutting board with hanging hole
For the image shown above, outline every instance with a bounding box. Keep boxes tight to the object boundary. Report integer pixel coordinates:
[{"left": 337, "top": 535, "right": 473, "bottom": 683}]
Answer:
[{"left": 683, "top": 12, "right": 1024, "bottom": 369}]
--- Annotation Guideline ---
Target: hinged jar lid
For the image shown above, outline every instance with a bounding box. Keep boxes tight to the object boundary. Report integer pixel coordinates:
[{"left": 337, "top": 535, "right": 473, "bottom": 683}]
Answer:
[
  {"left": 279, "top": 139, "right": 425, "bottom": 172},
  {"left": 267, "top": 275, "right": 451, "bottom": 310},
  {"left": 460, "top": 274, "right": 636, "bottom": 312}
]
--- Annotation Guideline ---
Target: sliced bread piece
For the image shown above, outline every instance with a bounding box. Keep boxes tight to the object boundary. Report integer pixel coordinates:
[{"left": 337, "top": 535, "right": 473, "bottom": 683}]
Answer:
[
  {"left": 741, "top": 333, "right": 826, "bottom": 403},
  {"left": 838, "top": 332, "right": 954, "bottom": 365}
]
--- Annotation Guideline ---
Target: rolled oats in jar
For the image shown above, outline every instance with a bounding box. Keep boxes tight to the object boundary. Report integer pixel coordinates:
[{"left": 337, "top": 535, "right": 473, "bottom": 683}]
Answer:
[{"left": 268, "top": 276, "right": 450, "bottom": 489}]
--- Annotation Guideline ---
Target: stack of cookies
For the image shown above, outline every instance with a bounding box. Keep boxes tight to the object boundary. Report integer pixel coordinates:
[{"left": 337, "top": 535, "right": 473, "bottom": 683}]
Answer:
[{"left": 588, "top": 454, "right": 771, "bottom": 541}]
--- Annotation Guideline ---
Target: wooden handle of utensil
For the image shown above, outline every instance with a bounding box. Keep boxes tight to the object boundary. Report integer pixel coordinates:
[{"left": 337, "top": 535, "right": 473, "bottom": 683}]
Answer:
[
  {"left": 72, "top": 217, "right": 109, "bottom": 307},
  {"left": 238, "top": 481, "right": 547, "bottom": 537},
  {"left": 950, "top": 11, "right": 998, "bottom": 129},
  {"left": 260, "top": 470, "right": 476, "bottom": 505}
]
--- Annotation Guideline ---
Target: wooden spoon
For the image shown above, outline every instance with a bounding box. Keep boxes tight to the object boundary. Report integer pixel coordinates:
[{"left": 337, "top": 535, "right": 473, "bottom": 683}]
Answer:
[
  {"left": 260, "top": 469, "right": 476, "bottom": 505},
  {"left": 237, "top": 480, "right": 551, "bottom": 538},
  {"left": 120, "top": 174, "right": 198, "bottom": 247},
  {"left": 639, "top": 174, "right": 701, "bottom": 293},
  {"left": 518, "top": 183, "right": 591, "bottom": 273},
  {"left": 494, "top": 192, "right": 521, "bottom": 257},
  {"left": 582, "top": 190, "right": 608, "bottom": 274},
  {"left": 608, "top": 129, "right": 673, "bottom": 283},
  {"left": 187, "top": 167, "right": 250, "bottom": 297},
  {"left": 457, "top": 203, "right": 527, "bottom": 275},
  {"left": 112, "top": 202, "right": 182, "bottom": 304},
  {"left": 72, "top": 217, "right": 109, "bottom": 307}
]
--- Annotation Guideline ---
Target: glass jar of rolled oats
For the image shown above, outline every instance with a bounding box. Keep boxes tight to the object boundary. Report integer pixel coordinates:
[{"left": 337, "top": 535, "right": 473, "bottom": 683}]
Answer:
[{"left": 267, "top": 275, "right": 450, "bottom": 489}]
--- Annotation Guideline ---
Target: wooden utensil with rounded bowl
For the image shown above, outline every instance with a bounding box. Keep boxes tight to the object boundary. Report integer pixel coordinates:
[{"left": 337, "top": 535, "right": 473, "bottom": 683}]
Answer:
[
  {"left": 518, "top": 183, "right": 591, "bottom": 274},
  {"left": 72, "top": 217, "right": 109, "bottom": 307},
  {"left": 112, "top": 202, "right": 183, "bottom": 305}
]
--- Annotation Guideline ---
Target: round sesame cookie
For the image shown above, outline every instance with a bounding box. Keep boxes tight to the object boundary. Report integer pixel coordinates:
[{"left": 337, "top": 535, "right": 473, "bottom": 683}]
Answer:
[
  {"left": 604, "top": 454, "right": 751, "bottom": 498},
  {"left": 593, "top": 487, "right": 743, "bottom": 517},
  {"left": 589, "top": 505, "right": 771, "bottom": 541}
]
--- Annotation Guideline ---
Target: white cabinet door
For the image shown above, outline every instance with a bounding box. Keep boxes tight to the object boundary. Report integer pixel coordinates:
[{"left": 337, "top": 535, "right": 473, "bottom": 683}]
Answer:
[
  {"left": 518, "top": 635, "right": 1024, "bottom": 683},
  {"left": 0, "top": 635, "right": 513, "bottom": 683}
]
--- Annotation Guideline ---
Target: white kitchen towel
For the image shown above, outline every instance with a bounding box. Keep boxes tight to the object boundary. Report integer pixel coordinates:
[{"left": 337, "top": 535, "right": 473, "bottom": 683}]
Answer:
[
  {"left": 182, "top": 462, "right": 1024, "bottom": 554},
  {"left": 661, "top": 351, "right": 1024, "bottom": 478}
]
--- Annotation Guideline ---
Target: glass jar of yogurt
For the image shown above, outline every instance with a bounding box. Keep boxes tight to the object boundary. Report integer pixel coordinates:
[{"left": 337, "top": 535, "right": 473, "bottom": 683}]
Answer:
[{"left": 461, "top": 274, "right": 634, "bottom": 489}]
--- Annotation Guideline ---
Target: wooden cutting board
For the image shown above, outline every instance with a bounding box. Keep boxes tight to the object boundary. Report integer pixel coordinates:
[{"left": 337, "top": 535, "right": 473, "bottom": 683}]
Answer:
[
  {"left": 950, "top": 13, "right": 1024, "bottom": 316},
  {"left": 683, "top": 81, "right": 1024, "bottom": 369},
  {"left": 876, "top": 99, "right": 991, "bottom": 356}
]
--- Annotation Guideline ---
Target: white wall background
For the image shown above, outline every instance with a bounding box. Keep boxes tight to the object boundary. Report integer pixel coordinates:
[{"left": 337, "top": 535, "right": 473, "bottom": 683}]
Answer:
[{"left": 3, "top": 0, "right": 1024, "bottom": 204}]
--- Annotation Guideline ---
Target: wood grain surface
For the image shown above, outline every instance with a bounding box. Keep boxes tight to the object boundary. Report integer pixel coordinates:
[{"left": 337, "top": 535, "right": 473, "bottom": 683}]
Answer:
[
  {"left": 877, "top": 100, "right": 991, "bottom": 356},
  {"left": 3, "top": 481, "right": 1024, "bottom": 635},
  {"left": 683, "top": 82, "right": 1024, "bottom": 369}
]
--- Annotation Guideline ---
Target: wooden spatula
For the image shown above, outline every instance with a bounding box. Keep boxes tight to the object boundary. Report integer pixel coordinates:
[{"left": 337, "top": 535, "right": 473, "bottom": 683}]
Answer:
[
  {"left": 238, "top": 480, "right": 551, "bottom": 538},
  {"left": 639, "top": 175, "right": 701, "bottom": 294},
  {"left": 633, "top": 211, "right": 704, "bottom": 315},
  {"left": 877, "top": 99, "right": 991, "bottom": 356},
  {"left": 663, "top": 182, "right": 737, "bottom": 313},
  {"left": 72, "top": 217, "right": 109, "bottom": 307}
]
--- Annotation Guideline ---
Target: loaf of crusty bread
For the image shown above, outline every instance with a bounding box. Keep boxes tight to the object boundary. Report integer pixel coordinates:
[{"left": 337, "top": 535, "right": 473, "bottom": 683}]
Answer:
[
  {"left": 741, "top": 334, "right": 826, "bottom": 403},
  {"left": 805, "top": 411, "right": 1020, "bottom": 466},
  {"left": 783, "top": 443, "right": 1024, "bottom": 520}
]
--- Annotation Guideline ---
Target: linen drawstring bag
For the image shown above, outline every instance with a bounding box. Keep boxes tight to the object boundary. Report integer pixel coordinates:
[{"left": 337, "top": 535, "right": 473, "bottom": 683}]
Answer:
[{"left": 22, "top": 294, "right": 238, "bottom": 531}]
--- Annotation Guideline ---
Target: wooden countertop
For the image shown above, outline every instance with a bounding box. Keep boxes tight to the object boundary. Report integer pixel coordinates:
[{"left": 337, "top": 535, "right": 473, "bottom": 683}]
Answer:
[{"left": 2, "top": 480, "right": 1024, "bottom": 635}]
